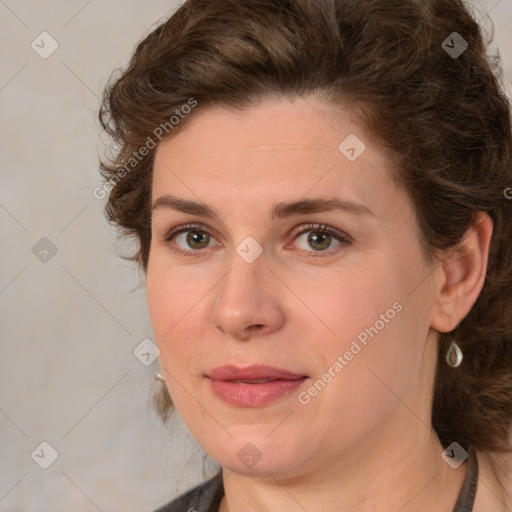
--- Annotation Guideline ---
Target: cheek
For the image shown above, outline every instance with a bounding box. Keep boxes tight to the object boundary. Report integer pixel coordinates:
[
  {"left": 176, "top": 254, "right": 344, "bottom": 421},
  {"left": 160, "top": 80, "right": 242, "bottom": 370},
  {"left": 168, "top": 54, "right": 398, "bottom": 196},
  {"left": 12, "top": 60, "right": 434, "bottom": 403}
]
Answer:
[
  {"left": 299, "top": 255, "right": 424, "bottom": 394},
  {"left": 146, "top": 258, "right": 208, "bottom": 337},
  {"left": 327, "top": 292, "right": 432, "bottom": 423},
  {"left": 306, "top": 302, "right": 416, "bottom": 439},
  {"left": 145, "top": 265, "right": 204, "bottom": 379},
  {"left": 291, "top": 257, "right": 402, "bottom": 344}
]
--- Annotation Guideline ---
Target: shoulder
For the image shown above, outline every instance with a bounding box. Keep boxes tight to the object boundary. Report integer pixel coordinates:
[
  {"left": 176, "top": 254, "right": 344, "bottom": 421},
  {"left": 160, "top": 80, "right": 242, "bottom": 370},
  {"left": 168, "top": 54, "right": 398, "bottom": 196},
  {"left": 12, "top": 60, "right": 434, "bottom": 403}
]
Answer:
[{"left": 152, "top": 472, "right": 224, "bottom": 512}]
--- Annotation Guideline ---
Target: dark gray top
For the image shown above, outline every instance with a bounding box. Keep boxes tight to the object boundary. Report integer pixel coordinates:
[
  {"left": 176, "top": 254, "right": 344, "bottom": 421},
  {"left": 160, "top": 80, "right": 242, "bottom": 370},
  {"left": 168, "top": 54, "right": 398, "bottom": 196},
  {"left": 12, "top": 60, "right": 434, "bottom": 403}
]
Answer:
[
  {"left": 153, "top": 472, "right": 224, "bottom": 512},
  {"left": 153, "top": 446, "right": 478, "bottom": 512}
]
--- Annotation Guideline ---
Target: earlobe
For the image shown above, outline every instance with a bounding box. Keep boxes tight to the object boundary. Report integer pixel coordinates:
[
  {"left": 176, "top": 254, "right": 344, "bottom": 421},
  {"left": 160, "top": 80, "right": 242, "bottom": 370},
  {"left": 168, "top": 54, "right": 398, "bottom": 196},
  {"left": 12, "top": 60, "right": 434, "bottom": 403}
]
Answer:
[{"left": 431, "top": 212, "right": 493, "bottom": 333}]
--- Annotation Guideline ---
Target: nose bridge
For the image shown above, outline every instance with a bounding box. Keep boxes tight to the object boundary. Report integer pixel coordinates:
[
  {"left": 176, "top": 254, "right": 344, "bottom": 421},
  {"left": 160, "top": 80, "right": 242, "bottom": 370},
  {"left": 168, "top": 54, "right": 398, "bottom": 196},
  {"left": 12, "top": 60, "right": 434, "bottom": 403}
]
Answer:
[{"left": 210, "top": 244, "right": 284, "bottom": 339}]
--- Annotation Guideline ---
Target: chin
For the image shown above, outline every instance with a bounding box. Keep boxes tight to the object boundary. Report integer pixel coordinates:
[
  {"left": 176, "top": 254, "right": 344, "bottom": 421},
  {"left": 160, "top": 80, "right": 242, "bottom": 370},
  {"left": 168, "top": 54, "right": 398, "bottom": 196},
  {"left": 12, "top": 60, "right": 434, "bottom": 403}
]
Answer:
[{"left": 202, "top": 426, "right": 311, "bottom": 478}]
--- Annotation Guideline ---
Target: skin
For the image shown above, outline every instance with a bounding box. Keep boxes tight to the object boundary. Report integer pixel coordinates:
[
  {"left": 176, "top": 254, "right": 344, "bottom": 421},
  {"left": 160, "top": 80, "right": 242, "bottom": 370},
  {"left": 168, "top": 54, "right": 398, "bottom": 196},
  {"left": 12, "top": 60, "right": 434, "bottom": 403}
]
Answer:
[{"left": 146, "top": 96, "right": 504, "bottom": 511}]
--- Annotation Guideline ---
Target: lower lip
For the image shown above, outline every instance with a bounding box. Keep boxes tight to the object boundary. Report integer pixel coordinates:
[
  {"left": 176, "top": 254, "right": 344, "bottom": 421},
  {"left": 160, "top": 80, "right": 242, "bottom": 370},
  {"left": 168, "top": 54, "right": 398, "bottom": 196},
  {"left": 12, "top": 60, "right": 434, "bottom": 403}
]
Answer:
[{"left": 209, "top": 378, "right": 307, "bottom": 407}]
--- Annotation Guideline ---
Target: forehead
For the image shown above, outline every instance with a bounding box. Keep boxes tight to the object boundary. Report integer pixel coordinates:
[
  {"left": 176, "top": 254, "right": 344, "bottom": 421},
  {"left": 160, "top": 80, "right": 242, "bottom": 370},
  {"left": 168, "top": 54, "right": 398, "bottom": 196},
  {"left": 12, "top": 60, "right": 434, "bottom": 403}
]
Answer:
[{"left": 151, "top": 97, "right": 404, "bottom": 219}]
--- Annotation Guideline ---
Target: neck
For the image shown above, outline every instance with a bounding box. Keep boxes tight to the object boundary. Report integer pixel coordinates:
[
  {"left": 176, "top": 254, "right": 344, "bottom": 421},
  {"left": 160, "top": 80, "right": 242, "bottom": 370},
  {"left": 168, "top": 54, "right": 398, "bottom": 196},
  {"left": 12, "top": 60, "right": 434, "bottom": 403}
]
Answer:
[{"left": 219, "top": 422, "right": 468, "bottom": 512}]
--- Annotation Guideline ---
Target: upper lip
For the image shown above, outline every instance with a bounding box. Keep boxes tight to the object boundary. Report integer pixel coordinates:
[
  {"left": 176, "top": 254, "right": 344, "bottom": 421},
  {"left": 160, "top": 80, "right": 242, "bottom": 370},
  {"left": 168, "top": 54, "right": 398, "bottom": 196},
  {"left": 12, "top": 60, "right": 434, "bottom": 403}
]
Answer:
[{"left": 208, "top": 365, "right": 307, "bottom": 381}]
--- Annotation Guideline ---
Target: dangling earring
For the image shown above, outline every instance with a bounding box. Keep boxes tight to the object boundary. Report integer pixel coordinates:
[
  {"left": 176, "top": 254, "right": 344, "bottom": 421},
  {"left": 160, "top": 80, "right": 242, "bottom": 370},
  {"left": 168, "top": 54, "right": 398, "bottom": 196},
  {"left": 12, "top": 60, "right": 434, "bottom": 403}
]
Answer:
[
  {"left": 446, "top": 341, "right": 463, "bottom": 368},
  {"left": 154, "top": 372, "right": 165, "bottom": 382}
]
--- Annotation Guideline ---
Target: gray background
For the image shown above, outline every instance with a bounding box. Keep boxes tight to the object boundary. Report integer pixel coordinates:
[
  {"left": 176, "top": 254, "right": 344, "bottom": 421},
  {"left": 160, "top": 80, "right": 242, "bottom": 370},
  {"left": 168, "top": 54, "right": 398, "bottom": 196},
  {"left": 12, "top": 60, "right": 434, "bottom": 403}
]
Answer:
[{"left": 0, "top": 1, "right": 511, "bottom": 511}]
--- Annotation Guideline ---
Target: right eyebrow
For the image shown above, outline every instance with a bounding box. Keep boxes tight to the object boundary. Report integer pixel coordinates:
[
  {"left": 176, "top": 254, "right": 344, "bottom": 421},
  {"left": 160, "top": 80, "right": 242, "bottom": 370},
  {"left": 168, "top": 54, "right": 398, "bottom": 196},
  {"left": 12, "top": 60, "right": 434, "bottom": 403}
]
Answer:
[{"left": 152, "top": 195, "right": 218, "bottom": 218}]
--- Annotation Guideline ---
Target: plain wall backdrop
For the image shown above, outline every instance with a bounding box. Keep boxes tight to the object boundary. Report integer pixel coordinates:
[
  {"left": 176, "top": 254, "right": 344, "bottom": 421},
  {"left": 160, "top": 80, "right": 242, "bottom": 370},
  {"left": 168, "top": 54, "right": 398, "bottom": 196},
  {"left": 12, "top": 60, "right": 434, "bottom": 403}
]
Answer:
[{"left": 1, "top": 0, "right": 511, "bottom": 511}]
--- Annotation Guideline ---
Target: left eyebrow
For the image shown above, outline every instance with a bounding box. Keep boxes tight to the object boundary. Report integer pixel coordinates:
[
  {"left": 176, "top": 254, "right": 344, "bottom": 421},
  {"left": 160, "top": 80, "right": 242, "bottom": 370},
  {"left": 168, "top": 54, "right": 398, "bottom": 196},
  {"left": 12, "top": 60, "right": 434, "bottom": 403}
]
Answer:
[
  {"left": 270, "top": 197, "right": 375, "bottom": 220},
  {"left": 151, "top": 194, "right": 375, "bottom": 220}
]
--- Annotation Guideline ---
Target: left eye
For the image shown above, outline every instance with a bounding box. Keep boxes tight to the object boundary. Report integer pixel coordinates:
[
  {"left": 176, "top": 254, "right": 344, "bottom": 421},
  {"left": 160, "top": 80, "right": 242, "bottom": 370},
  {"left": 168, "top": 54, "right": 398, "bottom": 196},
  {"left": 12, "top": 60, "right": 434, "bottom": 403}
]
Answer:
[{"left": 291, "top": 225, "right": 348, "bottom": 253}]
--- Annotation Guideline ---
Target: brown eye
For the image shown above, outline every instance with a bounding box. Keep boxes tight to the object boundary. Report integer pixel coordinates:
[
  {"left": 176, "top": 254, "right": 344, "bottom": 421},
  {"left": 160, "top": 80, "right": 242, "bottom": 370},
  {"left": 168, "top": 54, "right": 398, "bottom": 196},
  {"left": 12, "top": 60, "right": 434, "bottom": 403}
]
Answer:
[
  {"left": 164, "top": 224, "right": 217, "bottom": 255},
  {"left": 306, "top": 232, "right": 332, "bottom": 251},
  {"left": 183, "top": 230, "right": 210, "bottom": 249},
  {"left": 291, "top": 224, "right": 351, "bottom": 257}
]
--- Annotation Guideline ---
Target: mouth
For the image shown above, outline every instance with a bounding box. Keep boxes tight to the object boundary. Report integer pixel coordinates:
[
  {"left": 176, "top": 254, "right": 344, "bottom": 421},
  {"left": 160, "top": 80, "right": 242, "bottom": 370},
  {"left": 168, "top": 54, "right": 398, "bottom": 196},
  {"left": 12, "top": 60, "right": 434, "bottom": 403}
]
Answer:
[{"left": 207, "top": 365, "right": 308, "bottom": 407}]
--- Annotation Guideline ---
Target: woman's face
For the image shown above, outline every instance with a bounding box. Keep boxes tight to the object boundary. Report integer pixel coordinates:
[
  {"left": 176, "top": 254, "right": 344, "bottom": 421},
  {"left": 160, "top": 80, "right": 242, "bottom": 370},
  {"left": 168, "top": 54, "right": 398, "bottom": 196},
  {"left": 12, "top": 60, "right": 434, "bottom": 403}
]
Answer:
[{"left": 146, "top": 97, "right": 441, "bottom": 479}]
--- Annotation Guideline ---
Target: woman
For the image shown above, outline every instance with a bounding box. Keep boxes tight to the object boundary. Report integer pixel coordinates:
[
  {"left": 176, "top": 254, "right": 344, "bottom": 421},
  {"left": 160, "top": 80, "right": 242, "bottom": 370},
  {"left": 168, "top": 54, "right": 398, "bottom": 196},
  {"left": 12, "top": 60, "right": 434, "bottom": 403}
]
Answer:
[{"left": 98, "top": 0, "right": 512, "bottom": 510}]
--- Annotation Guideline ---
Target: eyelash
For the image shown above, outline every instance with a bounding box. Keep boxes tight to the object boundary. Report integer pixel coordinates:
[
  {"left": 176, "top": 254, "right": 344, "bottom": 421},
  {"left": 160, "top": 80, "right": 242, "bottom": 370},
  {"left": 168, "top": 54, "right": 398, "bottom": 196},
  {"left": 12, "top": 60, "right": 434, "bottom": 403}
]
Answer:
[{"left": 162, "top": 223, "right": 351, "bottom": 259}]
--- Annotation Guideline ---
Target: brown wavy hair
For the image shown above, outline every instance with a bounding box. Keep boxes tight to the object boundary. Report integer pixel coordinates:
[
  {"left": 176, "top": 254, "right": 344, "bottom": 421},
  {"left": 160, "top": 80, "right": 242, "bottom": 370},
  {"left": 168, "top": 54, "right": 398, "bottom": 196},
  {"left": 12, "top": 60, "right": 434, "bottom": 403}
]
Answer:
[{"left": 99, "top": 0, "right": 512, "bottom": 456}]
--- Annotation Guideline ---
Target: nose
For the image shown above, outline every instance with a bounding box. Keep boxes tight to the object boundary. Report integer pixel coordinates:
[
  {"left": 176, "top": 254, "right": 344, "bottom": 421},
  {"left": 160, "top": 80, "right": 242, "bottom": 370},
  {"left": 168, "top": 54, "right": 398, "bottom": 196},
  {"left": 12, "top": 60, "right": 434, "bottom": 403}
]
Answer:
[{"left": 210, "top": 248, "right": 286, "bottom": 341}]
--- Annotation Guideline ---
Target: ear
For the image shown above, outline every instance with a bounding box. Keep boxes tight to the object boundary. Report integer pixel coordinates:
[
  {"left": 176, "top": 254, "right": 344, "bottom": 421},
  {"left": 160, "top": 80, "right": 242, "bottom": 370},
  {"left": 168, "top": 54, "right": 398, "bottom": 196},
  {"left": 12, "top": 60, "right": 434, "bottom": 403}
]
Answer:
[{"left": 430, "top": 212, "right": 493, "bottom": 333}]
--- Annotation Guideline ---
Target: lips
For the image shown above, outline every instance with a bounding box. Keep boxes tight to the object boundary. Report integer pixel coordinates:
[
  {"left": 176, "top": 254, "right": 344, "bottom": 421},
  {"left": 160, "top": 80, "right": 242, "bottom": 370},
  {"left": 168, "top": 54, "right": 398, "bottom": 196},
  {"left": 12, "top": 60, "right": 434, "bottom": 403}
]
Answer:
[
  {"left": 209, "top": 365, "right": 306, "bottom": 381},
  {"left": 207, "top": 365, "right": 308, "bottom": 407}
]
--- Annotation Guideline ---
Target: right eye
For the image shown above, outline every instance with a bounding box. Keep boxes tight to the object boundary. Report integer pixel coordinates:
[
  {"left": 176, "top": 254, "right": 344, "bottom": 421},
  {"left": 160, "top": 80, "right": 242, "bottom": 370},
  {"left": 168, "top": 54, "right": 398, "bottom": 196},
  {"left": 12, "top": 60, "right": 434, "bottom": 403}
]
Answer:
[{"left": 164, "top": 224, "right": 219, "bottom": 256}]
